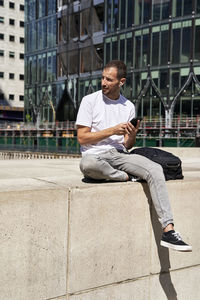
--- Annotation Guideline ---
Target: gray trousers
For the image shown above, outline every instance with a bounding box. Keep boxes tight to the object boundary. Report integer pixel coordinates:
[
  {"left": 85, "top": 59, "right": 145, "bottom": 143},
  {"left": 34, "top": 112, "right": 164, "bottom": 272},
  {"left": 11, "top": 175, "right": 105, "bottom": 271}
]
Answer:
[{"left": 80, "top": 148, "right": 174, "bottom": 229}]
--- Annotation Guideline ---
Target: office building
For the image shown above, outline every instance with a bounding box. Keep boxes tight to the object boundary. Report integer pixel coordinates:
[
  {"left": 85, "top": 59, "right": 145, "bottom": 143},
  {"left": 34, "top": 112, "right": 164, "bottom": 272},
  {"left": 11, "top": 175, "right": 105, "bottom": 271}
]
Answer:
[
  {"left": 25, "top": 0, "right": 200, "bottom": 126},
  {"left": 0, "top": 0, "right": 24, "bottom": 121}
]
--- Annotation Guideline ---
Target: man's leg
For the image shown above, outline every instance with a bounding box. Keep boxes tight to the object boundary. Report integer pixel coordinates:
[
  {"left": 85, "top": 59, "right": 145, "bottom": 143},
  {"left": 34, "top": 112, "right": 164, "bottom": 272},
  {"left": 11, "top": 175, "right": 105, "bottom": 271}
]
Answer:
[
  {"left": 80, "top": 153, "right": 128, "bottom": 181},
  {"left": 107, "top": 149, "right": 192, "bottom": 251},
  {"left": 107, "top": 150, "right": 173, "bottom": 229}
]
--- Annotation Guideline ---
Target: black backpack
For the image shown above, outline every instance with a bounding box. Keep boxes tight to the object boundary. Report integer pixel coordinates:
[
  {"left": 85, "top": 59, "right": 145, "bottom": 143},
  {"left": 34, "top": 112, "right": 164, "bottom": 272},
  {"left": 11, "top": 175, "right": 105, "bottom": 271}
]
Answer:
[{"left": 130, "top": 147, "right": 184, "bottom": 181}]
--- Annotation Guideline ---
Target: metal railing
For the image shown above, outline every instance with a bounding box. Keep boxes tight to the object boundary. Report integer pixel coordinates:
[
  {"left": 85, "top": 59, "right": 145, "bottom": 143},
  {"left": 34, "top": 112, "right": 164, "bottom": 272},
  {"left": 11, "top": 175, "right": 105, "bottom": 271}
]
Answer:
[{"left": 0, "top": 117, "right": 199, "bottom": 154}]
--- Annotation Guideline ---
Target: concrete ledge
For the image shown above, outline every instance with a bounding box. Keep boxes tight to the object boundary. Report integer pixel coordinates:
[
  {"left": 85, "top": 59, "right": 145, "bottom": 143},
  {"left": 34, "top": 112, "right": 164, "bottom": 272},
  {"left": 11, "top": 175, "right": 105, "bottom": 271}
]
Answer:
[{"left": 0, "top": 148, "right": 200, "bottom": 300}]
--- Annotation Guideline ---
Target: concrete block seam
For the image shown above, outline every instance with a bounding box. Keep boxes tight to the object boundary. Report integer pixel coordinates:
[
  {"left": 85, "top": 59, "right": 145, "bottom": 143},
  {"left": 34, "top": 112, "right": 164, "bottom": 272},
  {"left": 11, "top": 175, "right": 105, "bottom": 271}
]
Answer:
[
  {"left": 67, "top": 264, "right": 200, "bottom": 297},
  {"left": 150, "top": 263, "right": 200, "bottom": 276},
  {"left": 66, "top": 187, "right": 72, "bottom": 297}
]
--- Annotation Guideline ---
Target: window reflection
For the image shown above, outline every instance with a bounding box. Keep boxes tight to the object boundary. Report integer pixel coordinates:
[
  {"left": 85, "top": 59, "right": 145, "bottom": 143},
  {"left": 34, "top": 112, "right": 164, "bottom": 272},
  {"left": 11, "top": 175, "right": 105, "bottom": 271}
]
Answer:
[
  {"left": 181, "top": 23, "right": 191, "bottom": 63},
  {"left": 152, "top": 0, "right": 161, "bottom": 21},
  {"left": 172, "top": 24, "right": 181, "bottom": 64},
  {"left": 195, "top": 20, "right": 200, "bottom": 61},
  {"left": 126, "top": 34, "right": 133, "bottom": 69},
  {"left": 161, "top": 26, "right": 169, "bottom": 65},
  {"left": 152, "top": 30, "right": 159, "bottom": 66},
  {"left": 172, "top": 0, "right": 182, "bottom": 17}
]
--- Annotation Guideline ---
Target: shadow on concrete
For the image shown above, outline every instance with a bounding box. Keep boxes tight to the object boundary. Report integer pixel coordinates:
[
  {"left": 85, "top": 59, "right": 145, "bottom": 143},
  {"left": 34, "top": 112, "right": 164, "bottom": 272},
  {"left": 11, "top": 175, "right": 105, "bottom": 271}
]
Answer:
[
  {"left": 82, "top": 177, "right": 124, "bottom": 184},
  {"left": 142, "top": 182, "right": 178, "bottom": 300}
]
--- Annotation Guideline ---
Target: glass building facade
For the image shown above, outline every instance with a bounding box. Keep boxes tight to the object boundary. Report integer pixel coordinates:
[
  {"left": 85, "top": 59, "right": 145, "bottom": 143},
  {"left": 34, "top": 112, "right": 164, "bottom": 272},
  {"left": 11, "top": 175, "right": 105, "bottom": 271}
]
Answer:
[
  {"left": 104, "top": 0, "right": 200, "bottom": 125},
  {"left": 24, "top": 0, "right": 200, "bottom": 125}
]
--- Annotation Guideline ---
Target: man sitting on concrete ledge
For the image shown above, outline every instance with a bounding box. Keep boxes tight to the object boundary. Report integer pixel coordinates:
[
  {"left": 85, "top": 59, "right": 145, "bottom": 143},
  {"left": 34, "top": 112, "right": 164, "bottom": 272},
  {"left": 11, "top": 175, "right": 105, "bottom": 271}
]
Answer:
[{"left": 76, "top": 60, "right": 192, "bottom": 252}]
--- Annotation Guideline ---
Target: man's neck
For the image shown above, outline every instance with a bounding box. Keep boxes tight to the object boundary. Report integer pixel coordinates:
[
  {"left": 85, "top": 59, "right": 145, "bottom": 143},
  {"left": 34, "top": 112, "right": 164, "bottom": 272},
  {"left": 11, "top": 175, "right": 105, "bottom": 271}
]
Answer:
[{"left": 103, "top": 92, "right": 120, "bottom": 100}]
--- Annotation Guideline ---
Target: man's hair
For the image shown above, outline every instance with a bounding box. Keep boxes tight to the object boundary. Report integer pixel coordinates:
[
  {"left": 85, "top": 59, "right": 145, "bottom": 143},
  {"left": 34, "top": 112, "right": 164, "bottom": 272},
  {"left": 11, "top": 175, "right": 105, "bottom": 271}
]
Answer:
[{"left": 103, "top": 60, "right": 127, "bottom": 80}]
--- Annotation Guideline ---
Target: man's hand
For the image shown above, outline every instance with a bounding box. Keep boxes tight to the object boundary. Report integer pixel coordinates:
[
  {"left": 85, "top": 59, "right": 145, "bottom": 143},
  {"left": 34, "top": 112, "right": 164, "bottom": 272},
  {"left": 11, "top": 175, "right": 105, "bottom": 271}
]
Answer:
[
  {"left": 123, "top": 120, "right": 140, "bottom": 149},
  {"left": 112, "top": 122, "right": 130, "bottom": 135}
]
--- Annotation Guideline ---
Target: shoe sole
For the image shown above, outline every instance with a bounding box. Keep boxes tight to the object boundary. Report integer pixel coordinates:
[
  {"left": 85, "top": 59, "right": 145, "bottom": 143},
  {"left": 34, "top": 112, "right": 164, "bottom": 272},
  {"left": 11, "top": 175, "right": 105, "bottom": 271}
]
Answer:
[{"left": 160, "top": 240, "right": 192, "bottom": 252}]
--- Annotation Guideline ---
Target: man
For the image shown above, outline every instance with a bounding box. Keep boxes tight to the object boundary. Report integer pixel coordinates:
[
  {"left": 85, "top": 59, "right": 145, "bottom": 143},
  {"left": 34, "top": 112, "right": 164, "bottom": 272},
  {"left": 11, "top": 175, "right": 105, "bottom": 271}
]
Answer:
[{"left": 76, "top": 60, "right": 192, "bottom": 252}]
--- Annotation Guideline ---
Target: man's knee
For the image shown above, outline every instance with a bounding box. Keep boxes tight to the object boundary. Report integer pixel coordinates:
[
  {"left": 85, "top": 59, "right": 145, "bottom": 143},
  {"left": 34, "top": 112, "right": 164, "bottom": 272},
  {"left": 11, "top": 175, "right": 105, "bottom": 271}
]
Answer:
[
  {"left": 80, "top": 155, "right": 99, "bottom": 176},
  {"left": 147, "top": 162, "right": 164, "bottom": 181}
]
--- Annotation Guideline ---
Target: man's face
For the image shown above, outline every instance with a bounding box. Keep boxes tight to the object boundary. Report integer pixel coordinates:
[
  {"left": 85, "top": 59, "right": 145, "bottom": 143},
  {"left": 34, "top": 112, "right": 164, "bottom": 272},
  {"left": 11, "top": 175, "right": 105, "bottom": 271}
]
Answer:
[{"left": 101, "top": 67, "right": 121, "bottom": 99}]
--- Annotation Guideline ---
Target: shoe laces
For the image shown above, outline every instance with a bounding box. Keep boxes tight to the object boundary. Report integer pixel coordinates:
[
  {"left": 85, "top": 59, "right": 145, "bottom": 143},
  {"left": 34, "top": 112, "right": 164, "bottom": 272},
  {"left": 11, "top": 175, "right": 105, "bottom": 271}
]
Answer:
[{"left": 172, "top": 231, "right": 182, "bottom": 241}]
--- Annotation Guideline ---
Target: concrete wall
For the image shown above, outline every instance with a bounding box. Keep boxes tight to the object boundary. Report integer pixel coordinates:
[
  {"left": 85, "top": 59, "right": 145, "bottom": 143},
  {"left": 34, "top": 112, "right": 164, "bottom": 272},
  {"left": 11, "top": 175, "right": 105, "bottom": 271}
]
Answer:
[{"left": 0, "top": 148, "right": 200, "bottom": 299}]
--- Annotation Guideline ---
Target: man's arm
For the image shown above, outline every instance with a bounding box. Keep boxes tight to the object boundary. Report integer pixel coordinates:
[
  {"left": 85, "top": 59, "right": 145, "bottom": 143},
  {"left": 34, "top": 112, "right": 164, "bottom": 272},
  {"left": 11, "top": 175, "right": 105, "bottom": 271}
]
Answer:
[{"left": 77, "top": 123, "right": 129, "bottom": 145}]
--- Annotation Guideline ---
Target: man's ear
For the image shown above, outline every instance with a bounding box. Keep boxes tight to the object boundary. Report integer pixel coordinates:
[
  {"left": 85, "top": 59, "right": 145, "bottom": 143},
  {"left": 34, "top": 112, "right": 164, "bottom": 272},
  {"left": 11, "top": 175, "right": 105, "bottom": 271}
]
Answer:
[{"left": 119, "top": 78, "right": 126, "bottom": 87}]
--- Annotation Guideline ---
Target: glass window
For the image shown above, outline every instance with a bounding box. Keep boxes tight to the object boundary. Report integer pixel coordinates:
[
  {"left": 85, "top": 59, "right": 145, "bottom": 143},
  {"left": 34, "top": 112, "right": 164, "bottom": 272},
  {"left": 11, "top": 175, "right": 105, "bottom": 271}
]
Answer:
[
  {"left": 197, "top": 0, "right": 200, "bottom": 13},
  {"left": 9, "top": 73, "right": 15, "bottom": 79},
  {"left": 120, "top": 0, "right": 126, "bottom": 29},
  {"left": 9, "top": 94, "right": 14, "bottom": 100},
  {"left": 161, "top": 0, "right": 170, "bottom": 20},
  {"left": 37, "top": 54, "right": 42, "bottom": 82},
  {"left": 19, "top": 95, "right": 24, "bottom": 101},
  {"left": 195, "top": 20, "right": 200, "bottom": 61},
  {"left": 32, "top": 55, "right": 37, "bottom": 83},
  {"left": 160, "top": 70, "right": 168, "bottom": 95},
  {"left": 143, "top": 0, "right": 151, "bottom": 23},
  {"left": 20, "top": 4, "right": 24, "bottom": 11},
  {"left": 127, "top": 0, "right": 133, "bottom": 27},
  {"left": 142, "top": 30, "right": 149, "bottom": 67},
  {"left": 38, "top": 0, "right": 46, "bottom": 18},
  {"left": 0, "top": 72, "right": 4, "bottom": 78},
  {"left": 20, "top": 37, "right": 24, "bottom": 43},
  {"left": 42, "top": 53, "right": 47, "bottom": 82},
  {"left": 9, "top": 35, "right": 15, "bottom": 42},
  {"left": 172, "top": 23, "right": 181, "bottom": 64},
  {"left": 68, "top": 49, "right": 79, "bottom": 75},
  {"left": 105, "top": 38, "right": 111, "bottom": 64},
  {"left": 20, "top": 21, "right": 24, "bottom": 27},
  {"left": 184, "top": 0, "right": 192, "bottom": 15},
  {"left": 123, "top": 73, "right": 132, "bottom": 99},
  {"left": 106, "top": 0, "right": 112, "bottom": 33},
  {"left": 47, "top": 0, "right": 56, "bottom": 15},
  {"left": 134, "top": 0, "right": 142, "bottom": 25},
  {"left": 0, "top": 49, "right": 4, "bottom": 56},
  {"left": 0, "top": 17, "right": 4, "bottom": 23},
  {"left": 152, "top": 0, "right": 161, "bottom": 21},
  {"left": 111, "top": 37, "right": 118, "bottom": 60},
  {"left": 181, "top": 22, "right": 191, "bottom": 63},
  {"left": 0, "top": 33, "right": 4, "bottom": 40},
  {"left": 151, "top": 28, "right": 159, "bottom": 66},
  {"left": 170, "top": 69, "right": 180, "bottom": 95},
  {"left": 80, "top": 47, "right": 92, "bottom": 73},
  {"left": 119, "top": 35, "right": 125, "bottom": 62},
  {"left": 93, "top": 4, "right": 104, "bottom": 32},
  {"left": 37, "top": 19, "right": 47, "bottom": 50},
  {"left": 9, "top": 2, "right": 14, "bottom": 9},
  {"left": 126, "top": 33, "right": 133, "bottom": 69},
  {"left": 134, "top": 32, "right": 141, "bottom": 69},
  {"left": 26, "top": 0, "right": 36, "bottom": 21},
  {"left": 160, "top": 25, "right": 169, "bottom": 65},
  {"left": 172, "top": 0, "right": 182, "bottom": 17},
  {"left": 0, "top": 1, "right": 4, "bottom": 7},
  {"left": 27, "top": 21, "right": 36, "bottom": 52},
  {"left": 9, "top": 19, "right": 15, "bottom": 25},
  {"left": 9, "top": 51, "right": 15, "bottom": 58},
  {"left": 113, "top": 0, "right": 119, "bottom": 32},
  {"left": 47, "top": 16, "right": 57, "bottom": 48},
  {"left": 20, "top": 74, "right": 24, "bottom": 80},
  {"left": 133, "top": 72, "right": 141, "bottom": 97}
]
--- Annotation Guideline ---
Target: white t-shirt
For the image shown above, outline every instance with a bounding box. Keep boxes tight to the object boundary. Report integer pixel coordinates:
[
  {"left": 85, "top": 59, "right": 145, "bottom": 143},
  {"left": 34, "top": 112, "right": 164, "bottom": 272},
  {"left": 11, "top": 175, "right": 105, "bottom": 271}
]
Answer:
[{"left": 76, "top": 90, "right": 135, "bottom": 155}]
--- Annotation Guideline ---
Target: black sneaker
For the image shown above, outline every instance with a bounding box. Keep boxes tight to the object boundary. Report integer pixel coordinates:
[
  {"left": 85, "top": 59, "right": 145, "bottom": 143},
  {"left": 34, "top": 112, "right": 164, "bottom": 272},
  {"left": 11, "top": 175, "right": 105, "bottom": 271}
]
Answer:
[{"left": 160, "top": 230, "right": 192, "bottom": 252}]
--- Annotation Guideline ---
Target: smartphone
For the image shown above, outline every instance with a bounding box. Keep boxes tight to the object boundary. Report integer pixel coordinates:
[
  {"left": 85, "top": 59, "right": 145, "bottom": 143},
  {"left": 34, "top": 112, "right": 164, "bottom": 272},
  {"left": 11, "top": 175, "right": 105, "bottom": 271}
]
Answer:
[{"left": 129, "top": 117, "right": 143, "bottom": 127}]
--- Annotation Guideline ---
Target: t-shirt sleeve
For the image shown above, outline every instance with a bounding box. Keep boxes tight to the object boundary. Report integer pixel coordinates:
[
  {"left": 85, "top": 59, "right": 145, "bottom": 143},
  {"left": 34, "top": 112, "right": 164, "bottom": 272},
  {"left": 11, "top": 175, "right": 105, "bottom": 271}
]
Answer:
[{"left": 76, "top": 96, "right": 93, "bottom": 127}]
